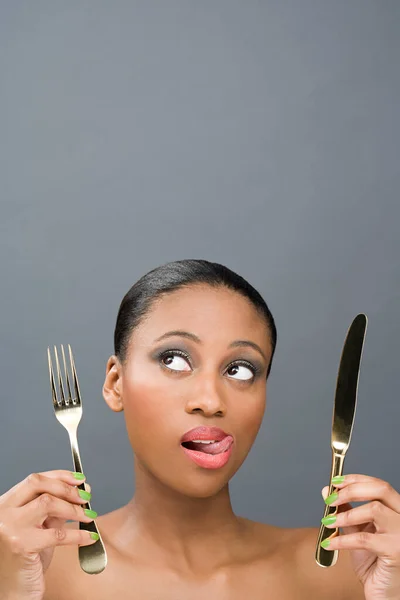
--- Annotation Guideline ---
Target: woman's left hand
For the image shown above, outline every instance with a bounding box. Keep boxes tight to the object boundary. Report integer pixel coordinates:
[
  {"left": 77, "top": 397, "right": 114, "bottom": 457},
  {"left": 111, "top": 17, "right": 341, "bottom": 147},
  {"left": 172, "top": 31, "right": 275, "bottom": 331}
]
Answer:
[{"left": 321, "top": 474, "right": 400, "bottom": 600}]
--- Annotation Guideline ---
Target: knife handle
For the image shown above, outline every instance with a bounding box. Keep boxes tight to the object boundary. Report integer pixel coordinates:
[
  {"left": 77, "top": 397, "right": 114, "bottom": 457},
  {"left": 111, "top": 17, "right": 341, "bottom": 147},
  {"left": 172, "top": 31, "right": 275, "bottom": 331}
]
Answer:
[{"left": 315, "top": 451, "right": 345, "bottom": 567}]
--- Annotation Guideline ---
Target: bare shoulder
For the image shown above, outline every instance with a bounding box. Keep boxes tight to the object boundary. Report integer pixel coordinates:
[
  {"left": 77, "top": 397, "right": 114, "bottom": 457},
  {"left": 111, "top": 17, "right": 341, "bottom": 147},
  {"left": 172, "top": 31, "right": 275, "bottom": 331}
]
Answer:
[
  {"left": 43, "top": 516, "right": 366, "bottom": 600},
  {"left": 241, "top": 519, "right": 364, "bottom": 600},
  {"left": 260, "top": 521, "right": 364, "bottom": 600},
  {"left": 296, "top": 526, "right": 364, "bottom": 599}
]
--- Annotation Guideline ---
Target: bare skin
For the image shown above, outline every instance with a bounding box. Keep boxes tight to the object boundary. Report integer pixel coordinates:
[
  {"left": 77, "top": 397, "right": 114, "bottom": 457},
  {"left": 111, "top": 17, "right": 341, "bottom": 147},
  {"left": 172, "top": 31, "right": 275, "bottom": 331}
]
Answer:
[
  {"left": 45, "top": 517, "right": 364, "bottom": 599},
  {"left": 44, "top": 284, "right": 365, "bottom": 599}
]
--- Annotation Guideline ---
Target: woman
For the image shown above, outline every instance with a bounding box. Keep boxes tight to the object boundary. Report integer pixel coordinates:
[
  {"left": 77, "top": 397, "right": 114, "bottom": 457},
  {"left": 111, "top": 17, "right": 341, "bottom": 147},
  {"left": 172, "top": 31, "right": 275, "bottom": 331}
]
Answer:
[{"left": 2, "top": 259, "right": 399, "bottom": 599}]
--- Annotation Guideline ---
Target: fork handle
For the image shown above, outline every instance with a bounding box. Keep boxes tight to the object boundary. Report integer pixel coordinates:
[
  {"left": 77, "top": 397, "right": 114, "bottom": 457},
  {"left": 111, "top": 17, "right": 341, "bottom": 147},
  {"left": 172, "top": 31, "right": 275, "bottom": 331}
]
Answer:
[
  {"left": 315, "top": 450, "right": 345, "bottom": 567},
  {"left": 69, "top": 432, "right": 108, "bottom": 574}
]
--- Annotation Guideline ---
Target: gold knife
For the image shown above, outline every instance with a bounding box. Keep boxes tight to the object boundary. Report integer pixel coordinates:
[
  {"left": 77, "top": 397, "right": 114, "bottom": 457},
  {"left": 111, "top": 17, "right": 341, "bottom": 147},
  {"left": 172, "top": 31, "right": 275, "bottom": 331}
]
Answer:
[{"left": 315, "top": 313, "right": 368, "bottom": 567}]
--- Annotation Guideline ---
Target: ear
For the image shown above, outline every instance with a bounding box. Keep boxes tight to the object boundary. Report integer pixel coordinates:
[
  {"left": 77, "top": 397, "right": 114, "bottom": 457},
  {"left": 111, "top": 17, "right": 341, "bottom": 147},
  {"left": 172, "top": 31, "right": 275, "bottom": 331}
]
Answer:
[{"left": 103, "top": 355, "right": 124, "bottom": 412}]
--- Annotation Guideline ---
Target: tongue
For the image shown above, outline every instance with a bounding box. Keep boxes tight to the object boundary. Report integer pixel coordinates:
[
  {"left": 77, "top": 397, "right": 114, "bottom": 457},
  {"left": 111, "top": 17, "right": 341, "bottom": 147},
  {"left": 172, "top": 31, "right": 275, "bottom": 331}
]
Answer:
[{"left": 185, "top": 436, "right": 233, "bottom": 455}]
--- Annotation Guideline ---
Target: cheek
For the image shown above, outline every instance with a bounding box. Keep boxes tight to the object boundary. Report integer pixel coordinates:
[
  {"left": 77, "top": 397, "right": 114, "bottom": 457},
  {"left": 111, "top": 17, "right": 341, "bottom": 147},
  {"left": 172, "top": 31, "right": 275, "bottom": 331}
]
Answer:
[
  {"left": 231, "top": 393, "right": 266, "bottom": 447},
  {"left": 122, "top": 369, "right": 180, "bottom": 444},
  {"left": 124, "top": 381, "right": 159, "bottom": 424}
]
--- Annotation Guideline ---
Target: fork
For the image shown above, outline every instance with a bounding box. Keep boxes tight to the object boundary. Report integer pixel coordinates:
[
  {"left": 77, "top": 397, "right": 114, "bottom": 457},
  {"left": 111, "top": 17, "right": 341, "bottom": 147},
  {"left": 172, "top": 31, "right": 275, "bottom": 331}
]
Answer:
[{"left": 47, "top": 344, "right": 107, "bottom": 574}]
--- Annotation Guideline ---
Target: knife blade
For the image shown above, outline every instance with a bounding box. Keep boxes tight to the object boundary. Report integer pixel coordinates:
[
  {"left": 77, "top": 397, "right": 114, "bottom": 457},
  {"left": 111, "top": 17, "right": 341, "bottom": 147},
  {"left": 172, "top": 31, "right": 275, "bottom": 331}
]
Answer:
[{"left": 315, "top": 313, "right": 368, "bottom": 567}]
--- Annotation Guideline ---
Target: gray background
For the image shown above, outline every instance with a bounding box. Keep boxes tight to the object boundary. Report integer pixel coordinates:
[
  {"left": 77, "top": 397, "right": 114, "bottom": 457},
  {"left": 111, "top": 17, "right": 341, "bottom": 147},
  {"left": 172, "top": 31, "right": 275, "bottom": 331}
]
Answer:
[{"left": 1, "top": 1, "right": 399, "bottom": 528}]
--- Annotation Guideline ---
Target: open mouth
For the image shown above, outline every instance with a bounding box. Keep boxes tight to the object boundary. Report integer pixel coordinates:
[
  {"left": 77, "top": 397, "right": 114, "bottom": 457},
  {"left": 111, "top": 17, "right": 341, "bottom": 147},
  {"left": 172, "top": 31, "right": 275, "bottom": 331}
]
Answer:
[
  {"left": 181, "top": 436, "right": 233, "bottom": 455},
  {"left": 180, "top": 427, "right": 235, "bottom": 469}
]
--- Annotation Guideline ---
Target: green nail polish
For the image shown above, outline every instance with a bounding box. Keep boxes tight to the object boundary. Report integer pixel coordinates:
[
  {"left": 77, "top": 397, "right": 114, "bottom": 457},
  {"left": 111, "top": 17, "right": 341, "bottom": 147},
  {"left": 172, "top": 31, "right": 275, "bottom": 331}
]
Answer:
[
  {"left": 331, "top": 475, "right": 345, "bottom": 485},
  {"left": 90, "top": 532, "right": 99, "bottom": 541},
  {"left": 321, "top": 539, "right": 330, "bottom": 549},
  {"left": 321, "top": 515, "right": 337, "bottom": 526},
  {"left": 325, "top": 492, "right": 338, "bottom": 505},
  {"left": 78, "top": 489, "right": 91, "bottom": 501},
  {"left": 72, "top": 472, "right": 85, "bottom": 480},
  {"left": 84, "top": 509, "right": 98, "bottom": 519}
]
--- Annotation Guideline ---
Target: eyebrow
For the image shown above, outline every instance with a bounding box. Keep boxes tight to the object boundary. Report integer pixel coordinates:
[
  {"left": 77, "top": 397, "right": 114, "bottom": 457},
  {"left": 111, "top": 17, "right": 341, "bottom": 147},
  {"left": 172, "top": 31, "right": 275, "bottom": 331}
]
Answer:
[{"left": 154, "top": 330, "right": 268, "bottom": 363}]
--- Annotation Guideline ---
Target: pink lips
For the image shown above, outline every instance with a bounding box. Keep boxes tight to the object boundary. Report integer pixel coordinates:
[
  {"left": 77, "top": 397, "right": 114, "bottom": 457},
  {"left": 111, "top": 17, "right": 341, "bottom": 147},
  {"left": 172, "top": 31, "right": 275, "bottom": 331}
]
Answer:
[{"left": 180, "top": 426, "right": 234, "bottom": 470}]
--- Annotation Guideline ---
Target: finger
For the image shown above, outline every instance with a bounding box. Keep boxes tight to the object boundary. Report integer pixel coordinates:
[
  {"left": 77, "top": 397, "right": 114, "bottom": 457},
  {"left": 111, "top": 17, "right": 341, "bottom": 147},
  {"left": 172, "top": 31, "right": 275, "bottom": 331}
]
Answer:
[
  {"left": 43, "top": 480, "right": 90, "bottom": 528},
  {"left": 42, "top": 516, "right": 67, "bottom": 532},
  {"left": 321, "top": 485, "right": 358, "bottom": 534},
  {"left": 322, "top": 480, "right": 400, "bottom": 513},
  {"left": 18, "top": 523, "right": 98, "bottom": 554},
  {"left": 0, "top": 471, "right": 86, "bottom": 508},
  {"left": 3, "top": 481, "right": 92, "bottom": 532},
  {"left": 323, "top": 501, "right": 399, "bottom": 535},
  {"left": 72, "top": 482, "right": 91, "bottom": 494},
  {"left": 20, "top": 493, "right": 96, "bottom": 528},
  {"left": 327, "top": 473, "right": 397, "bottom": 490},
  {"left": 322, "top": 484, "right": 348, "bottom": 499},
  {"left": 320, "top": 530, "right": 400, "bottom": 557},
  {"left": 322, "top": 486, "right": 352, "bottom": 512},
  {"left": 321, "top": 474, "right": 394, "bottom": 496},
  {"left": 43, "top": 481, "right": 90, "bottom": 529}
]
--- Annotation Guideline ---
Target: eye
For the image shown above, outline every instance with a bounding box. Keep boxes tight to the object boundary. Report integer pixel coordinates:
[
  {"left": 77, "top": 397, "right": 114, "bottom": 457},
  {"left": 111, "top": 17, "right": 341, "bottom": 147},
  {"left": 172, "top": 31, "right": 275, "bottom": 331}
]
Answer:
[
  {"left": 226, "top": 362, "right": 256, "bottom": 381},
  {"left": 156, "top": 350, "right": 260, "bottom": 380},
  {"left": 159, "top": 350, "right": 191, "bottom": 372}
]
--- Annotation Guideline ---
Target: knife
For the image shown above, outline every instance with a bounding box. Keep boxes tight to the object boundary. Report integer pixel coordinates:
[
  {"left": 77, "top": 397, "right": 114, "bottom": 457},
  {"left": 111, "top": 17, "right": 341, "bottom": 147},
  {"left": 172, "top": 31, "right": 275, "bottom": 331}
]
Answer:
[{"left": 315, "top": 313, "right": 368, "bottom": 567}]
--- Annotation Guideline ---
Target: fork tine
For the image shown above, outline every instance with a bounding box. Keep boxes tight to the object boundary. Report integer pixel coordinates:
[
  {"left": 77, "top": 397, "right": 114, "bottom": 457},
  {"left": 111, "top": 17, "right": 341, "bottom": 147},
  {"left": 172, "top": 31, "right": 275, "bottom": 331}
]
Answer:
[
  {"left": 68, "top": 344, "right": 82, "bottom": 405},
  {"left": 61, "top": 344, "right": 73, "bottom": 402},
  {"left": 47, "top": 348, "right": 59, "bottom": 408},
  {"left": 54, "top": 346, "right": 66, "bottom": 405}
]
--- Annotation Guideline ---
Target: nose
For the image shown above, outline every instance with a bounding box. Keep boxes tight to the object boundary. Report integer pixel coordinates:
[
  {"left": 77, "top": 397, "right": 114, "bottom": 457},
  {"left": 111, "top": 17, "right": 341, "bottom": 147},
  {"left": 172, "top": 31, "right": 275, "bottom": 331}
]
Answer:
[{"left": 184, "top": 372, "right": 227, "bottom": 417}]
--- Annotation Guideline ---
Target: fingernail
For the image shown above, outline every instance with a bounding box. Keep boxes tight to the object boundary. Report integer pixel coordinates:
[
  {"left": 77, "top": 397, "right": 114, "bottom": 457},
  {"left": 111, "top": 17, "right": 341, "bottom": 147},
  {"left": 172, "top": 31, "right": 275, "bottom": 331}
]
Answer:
[
  {"left": 331, "top": 475, "right": 345, "bottom": 485},
  {"left": 325, "top": 492, "right": 338, "bottom": 505},
  {"left": 90, "top": 532, "right": 99, "bottom": 541},
  {"left": 84, "top": 509, "right": 98, "bottom": 519},
  {"left": 321, "top": 515, "right": 337, "bottom": 526},
  {"left": 321, "top": 539, "right": 330, "bottom": 548},
  {"left": 72, "top": 472, "right": 85, "bottom": 480},
  {"left": 78, "top": 489, "right": 92, "bottom": 501}
]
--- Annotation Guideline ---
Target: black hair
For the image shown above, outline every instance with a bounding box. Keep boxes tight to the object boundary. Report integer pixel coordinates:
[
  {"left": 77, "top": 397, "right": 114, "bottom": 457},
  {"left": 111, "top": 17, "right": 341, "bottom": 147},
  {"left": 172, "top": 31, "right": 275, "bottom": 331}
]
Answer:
[{"left": 114, "top": 259, "right": 277, "bottom": 377}]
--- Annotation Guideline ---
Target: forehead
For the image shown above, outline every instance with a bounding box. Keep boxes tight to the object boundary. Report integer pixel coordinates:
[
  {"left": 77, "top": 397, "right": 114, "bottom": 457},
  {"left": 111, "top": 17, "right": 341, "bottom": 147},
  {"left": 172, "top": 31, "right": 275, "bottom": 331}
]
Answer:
[{"left": 132, "top": 284, "right": 271, "bottom": 349}]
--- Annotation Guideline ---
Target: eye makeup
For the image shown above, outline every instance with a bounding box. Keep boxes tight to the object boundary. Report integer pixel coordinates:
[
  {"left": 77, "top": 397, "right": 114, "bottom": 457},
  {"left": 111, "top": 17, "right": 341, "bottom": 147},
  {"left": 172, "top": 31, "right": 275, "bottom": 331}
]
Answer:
[
  {"left": 150, "top": 345, "right": 193, "bottom": 366},
  {"left": 151, "top": 346, "right": 265, "bottom": 380}
]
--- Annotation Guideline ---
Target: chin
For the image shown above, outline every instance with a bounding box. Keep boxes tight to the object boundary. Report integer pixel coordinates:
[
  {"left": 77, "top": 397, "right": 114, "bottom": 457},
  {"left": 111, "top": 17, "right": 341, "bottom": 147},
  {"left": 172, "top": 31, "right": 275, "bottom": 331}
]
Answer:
[
  {"left": 136, "top": 451, "right": 245, "bottom": 499},
  {"left": 145, "top": 465, "right": 235, "bottom": 499},
  {"left": 172, "top": 479, "right": 231, "bottom": 499},
  {"left": 165, "top": 461, "right": 241, "bottom": 499}
]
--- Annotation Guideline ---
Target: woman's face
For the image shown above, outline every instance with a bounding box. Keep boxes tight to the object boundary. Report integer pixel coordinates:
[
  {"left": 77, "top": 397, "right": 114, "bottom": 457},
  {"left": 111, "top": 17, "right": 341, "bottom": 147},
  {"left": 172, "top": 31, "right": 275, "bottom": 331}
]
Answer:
[{"left": 104, "top": 284, "right": 273, "bottom": 498}]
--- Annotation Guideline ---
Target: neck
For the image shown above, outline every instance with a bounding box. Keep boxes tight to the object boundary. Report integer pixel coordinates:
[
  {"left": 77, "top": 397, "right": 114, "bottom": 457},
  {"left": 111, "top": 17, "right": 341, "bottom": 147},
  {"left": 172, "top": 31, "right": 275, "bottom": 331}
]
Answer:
[{"left": 120, "top": 457, "right": 244, "bottom": 573}]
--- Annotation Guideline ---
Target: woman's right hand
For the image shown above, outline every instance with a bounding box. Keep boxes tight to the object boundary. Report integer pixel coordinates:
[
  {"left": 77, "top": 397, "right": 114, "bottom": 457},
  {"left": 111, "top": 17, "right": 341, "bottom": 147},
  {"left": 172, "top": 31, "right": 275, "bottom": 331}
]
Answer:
[{"left": 0, "top": 470, "right": 98, "bottom": 600}]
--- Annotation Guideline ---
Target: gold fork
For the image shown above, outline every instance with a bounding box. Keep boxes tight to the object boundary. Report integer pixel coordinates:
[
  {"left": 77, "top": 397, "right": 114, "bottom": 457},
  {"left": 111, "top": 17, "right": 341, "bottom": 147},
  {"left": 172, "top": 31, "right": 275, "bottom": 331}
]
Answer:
[{"left": 47, "top": 344, "right": 107, "bottom": 574}]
